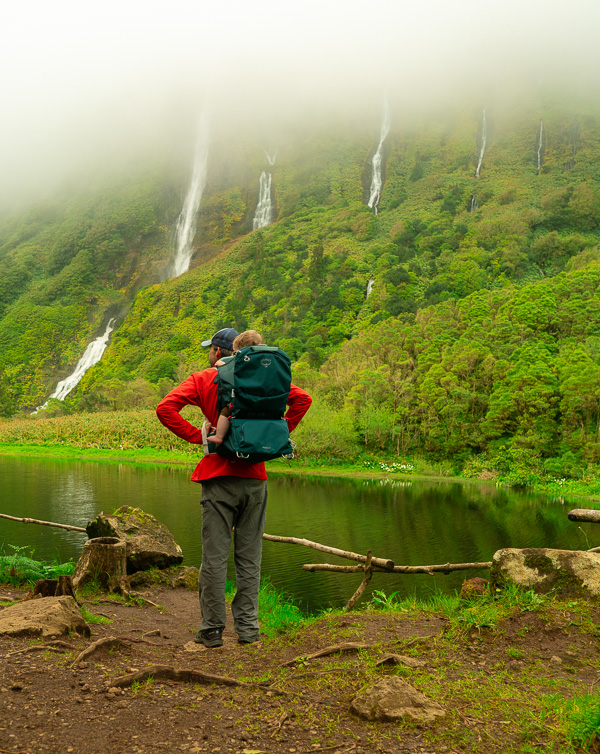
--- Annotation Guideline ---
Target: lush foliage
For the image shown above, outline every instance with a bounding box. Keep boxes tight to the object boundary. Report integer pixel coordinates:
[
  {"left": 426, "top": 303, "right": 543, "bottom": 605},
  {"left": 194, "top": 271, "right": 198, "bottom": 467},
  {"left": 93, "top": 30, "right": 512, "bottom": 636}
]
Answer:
[
  {"left": 0, "top": 544, "right": 75, "bottom": 585},
  {"left": 2, "top": 92, "right": 600, "bottom": 483}
]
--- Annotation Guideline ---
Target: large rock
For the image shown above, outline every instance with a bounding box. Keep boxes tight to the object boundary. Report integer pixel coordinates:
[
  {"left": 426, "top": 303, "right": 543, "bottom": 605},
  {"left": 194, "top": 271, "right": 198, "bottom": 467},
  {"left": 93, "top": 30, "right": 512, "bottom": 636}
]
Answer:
[
  {"left": 491, "top": 548, "right": 600, "bottom": 596},
  {"left": 0, "top": 597, "right": 90, "bottom": 638},
  {"left": 350, "top": 677, "right": 446, "bottom": 723},
  {"left": 129, "top": 565, "right": 199, "bottom": 590},
  {"left": 86, "top": 506, "right": 183, "bottom": 573}
]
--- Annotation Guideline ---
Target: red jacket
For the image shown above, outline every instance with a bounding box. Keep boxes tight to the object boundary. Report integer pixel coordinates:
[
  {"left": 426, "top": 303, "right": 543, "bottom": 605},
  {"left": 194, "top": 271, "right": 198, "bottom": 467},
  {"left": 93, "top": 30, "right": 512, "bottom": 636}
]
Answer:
[{"left": 156, "top": 368, "right": 312, "bottom": 482}]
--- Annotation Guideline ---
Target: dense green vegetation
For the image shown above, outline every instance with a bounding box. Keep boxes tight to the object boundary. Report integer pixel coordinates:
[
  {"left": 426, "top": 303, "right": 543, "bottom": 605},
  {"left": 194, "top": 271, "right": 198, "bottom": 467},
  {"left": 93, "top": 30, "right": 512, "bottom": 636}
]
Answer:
[{"left": 2, "top": 91, "right": 600, "bottom": 484}]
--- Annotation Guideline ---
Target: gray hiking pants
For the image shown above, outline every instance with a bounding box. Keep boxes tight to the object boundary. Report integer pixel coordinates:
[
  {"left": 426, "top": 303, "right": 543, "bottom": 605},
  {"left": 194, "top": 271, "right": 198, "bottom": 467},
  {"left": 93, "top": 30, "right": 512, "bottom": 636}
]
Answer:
[{"left": 198, "top": 476, "right": 268, "bottom": 640}]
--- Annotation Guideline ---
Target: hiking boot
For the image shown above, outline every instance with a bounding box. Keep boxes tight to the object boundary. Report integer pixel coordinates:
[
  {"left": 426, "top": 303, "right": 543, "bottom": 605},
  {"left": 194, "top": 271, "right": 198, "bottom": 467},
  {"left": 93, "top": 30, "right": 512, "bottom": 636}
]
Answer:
[
  {"left": 195, "top": 627, "right": 223, "bottom": 648},
  {"left": 237, "top": 633, "right": 264, "bottom": 645}
]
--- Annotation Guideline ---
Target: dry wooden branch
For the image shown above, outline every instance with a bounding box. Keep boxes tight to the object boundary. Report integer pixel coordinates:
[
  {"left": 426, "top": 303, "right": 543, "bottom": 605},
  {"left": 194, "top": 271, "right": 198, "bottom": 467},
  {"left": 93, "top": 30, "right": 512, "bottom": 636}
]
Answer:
[
  {"left": 569, "top": 509, "right": 600, "bottom": 523},
  {"left": 107, "top": 664, "right": 288, "bottom": 695},
  {"left": 282, "top": 642, "right": 371, "bottom": 667},
  {"left": 269, "top": 711, "right": 289, "bottom": 737},
  {"left": 262, "top": 533, "right": 394, "bottom": 569},
  {"left": 345, "top": 550, "right": 373, "bottom": 612},
  {"left": 0, "top": 512, "right": 86, "bottom": 532},
  {"left": 71, "top": 636, "right": 130, "bottom": 666},
  {"left": 303, "top": 561, "right": 492, "bottom": 574}
]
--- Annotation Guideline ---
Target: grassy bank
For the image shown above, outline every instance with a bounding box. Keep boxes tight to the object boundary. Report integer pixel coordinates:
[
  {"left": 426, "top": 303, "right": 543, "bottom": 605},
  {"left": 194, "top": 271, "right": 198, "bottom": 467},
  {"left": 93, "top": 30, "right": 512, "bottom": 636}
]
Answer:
[{"left": 4, "top": 409, "right": 600, "bottom": 501}]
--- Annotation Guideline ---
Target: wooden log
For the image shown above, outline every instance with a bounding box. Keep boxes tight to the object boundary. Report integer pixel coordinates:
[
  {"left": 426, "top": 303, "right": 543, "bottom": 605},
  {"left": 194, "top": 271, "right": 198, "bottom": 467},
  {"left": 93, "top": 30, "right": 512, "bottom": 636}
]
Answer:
[
  {"left": 262, "top": 533, "right": 395, "bottom": 569},
  {"left": 568, "top": 509, "right": 600, "bottom": 523},
  {"left": 303, "top": 561, "right": 492, "bottom": 574},
  {"left": 0, "top": 512, "right": 86, "bottom": 533},
  {"left": 72, "top": 537, "right": 128, "bottom": 593}
]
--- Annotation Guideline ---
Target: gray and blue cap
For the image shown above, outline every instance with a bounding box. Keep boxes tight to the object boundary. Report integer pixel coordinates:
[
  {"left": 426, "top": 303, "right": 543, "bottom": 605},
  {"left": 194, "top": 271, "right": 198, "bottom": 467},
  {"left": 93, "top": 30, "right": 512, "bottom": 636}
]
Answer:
[{"left": 201, "top": 327, "right": 239, "bottom": 351}]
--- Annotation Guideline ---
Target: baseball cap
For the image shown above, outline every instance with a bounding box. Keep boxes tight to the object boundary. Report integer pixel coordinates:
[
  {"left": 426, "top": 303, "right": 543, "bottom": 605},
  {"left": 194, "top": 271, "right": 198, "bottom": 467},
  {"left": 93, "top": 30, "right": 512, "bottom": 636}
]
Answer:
[{"left": 201, "top": 327, "right": 239, "bottom": 351}]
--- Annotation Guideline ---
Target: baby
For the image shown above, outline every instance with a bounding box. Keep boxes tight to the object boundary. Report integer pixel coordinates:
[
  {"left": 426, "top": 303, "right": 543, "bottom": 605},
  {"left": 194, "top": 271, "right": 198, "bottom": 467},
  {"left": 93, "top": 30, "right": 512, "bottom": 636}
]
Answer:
[{"left": 207, "top": 329, "right": 264, "bottom": 445}]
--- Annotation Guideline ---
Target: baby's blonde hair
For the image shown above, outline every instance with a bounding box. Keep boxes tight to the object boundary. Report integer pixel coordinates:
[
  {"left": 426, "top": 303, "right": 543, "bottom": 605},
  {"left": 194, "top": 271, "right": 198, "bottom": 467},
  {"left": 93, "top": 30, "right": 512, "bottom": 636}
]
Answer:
[{"left": 233, "top": 329, "right": 264, "bottom": 351}]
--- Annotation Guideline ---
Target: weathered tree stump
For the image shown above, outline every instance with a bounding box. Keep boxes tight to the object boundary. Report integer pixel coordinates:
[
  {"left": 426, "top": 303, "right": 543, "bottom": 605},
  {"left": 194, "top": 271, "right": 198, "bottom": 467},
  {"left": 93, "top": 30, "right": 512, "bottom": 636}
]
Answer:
[
  {"left": 23, "top": 575, "right": 79, "bottom": 603},
  {"left": 72, "top": 537, "right": 129, "bottom": 593}
]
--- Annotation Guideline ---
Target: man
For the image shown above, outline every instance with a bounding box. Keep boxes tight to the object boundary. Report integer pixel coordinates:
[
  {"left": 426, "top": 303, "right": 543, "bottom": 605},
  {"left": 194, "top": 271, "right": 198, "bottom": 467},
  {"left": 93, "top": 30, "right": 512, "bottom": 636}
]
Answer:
[{"left": 156, "top": 328, "right": 312, "bottom": 648}]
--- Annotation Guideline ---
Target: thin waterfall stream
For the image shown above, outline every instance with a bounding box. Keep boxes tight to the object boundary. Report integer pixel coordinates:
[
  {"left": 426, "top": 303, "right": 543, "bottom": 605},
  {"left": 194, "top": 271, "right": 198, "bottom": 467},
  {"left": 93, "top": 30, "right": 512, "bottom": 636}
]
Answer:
[
  {"left": 168, "top": 110, "right": 210, "bottom": 279},
  {"left": 475, "top": 108, "right": 487, "bottom": 178},
  {"left": 536, "top": 120, "right": 545, "bottom": 174},
  {"left": 35, "top": 318, "right": 116, "bottom": 411},
  {"left": 367, "top": 99, "right": 391, "bottom": 214}
]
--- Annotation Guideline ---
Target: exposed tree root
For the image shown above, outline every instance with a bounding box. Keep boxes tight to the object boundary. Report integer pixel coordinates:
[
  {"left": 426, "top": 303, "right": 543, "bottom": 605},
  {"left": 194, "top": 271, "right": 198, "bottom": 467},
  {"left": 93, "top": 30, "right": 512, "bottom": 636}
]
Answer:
[
  {"left": 106, "top": 664, "right": 289, "bottom": 695},
  {"left": 290, "top": 668, "right": 365, "bottom": 680},
  {"left": 71, "top": 636, "right": 130, "bottom": 666}
]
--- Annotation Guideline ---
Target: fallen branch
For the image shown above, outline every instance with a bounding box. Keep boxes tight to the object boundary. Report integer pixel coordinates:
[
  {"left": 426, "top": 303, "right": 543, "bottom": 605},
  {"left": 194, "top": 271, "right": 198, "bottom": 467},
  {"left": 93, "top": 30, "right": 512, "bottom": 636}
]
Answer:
[
  {"left": 0, "top": 512, "right": 86, "bottom": 532},
  {"left": 303, "top": 561, "right": 492, "bottom": 574},
  {"left": 344, "top": 550, "right": 373, "bottom": 612},
  {"left": 269, "top": 711, "right": 289, "bottom": 737},
  {"left": 262, "top": 533, "right": 394, "bottom": 570},
  {"left": 282, "top": 642, "right": 371, "bottom": 667},
  {"left": 107, "top": 664, "right": 288, "bottom": 695}
]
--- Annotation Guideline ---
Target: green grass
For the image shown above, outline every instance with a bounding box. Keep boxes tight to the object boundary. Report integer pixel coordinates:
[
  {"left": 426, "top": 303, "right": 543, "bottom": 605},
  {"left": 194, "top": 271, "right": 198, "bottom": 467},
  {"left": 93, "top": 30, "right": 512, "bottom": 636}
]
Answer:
[
  {"left": 366, "top": 582, "right": 549, "bottom": 637},
  {"left": 225, "top": 577, "right": 306, "bottom": 638}
]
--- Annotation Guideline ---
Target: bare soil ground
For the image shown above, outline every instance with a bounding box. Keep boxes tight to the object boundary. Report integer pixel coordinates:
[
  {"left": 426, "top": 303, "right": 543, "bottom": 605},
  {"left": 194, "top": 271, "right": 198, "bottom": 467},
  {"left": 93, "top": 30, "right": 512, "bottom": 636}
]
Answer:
[{"left": 1, "top": 586, "right": 599, "bottom": 754}]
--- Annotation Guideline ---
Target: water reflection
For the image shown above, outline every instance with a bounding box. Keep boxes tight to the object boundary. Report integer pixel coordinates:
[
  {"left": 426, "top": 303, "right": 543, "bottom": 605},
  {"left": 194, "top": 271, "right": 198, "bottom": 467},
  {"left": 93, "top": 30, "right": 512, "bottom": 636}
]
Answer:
[{"left": 0, "top": 456, "right": 592, "bottom": 611}]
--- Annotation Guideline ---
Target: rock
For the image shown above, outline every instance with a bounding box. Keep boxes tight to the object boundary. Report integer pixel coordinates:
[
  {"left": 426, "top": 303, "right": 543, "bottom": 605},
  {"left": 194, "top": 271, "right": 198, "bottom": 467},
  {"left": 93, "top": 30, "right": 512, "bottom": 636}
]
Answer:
[
  {"left": 490, "top": 548, "right": 600, "bottom": 596},
  {"left": 129, "top": 565, "right": 198, "bottom": 590},
  {"left": 86, "top": 506, "right": 184, "bottom": 573},
  {"left": 350, "top": 677, "right": 446, "bottom": 722},
  {"left": 0, "top": 596, "right": 90, "bottom": 638},
  {"left": 459, "top": 577, "right": 489, "bottom": 600}
]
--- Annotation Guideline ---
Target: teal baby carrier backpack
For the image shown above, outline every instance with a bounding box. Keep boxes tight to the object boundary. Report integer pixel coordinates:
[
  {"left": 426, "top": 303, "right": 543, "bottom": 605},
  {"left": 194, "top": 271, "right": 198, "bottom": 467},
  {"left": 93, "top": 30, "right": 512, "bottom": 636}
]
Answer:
[{"left": 211, "top": 345, "right": 294, "bottom": 463}]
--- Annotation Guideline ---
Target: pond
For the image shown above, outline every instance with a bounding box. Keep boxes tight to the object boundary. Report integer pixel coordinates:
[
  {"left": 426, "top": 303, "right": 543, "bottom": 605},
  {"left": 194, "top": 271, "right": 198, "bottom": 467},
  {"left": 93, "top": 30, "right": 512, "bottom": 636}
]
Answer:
[{"left": 0, "top": 456, "right": 591, "bottom": 611}]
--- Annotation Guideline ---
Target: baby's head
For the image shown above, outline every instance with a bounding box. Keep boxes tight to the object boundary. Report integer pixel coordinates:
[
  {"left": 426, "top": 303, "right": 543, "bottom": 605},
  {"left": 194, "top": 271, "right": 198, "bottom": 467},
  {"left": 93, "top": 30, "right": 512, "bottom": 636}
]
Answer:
[{"left": 233, "top": 329, "right": 264, "bottom": 351}]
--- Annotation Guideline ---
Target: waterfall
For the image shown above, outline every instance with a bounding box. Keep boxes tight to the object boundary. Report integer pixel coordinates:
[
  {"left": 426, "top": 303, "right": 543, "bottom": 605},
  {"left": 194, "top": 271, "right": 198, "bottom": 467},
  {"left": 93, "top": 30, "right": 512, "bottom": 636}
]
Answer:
[
  {"left": 475, "top": 108, "right": 487, "bottom": 178},
  {"left": 169, "top": 110, "right": 210, "bottom": 279},
  {"left": 366, "top": 279, "right": 375, "bottom": 297},
  {"left": 265, "top": 150, "right": 277, "bottom": 166},
  {"left": 564, "top": 122, "right": 579, "bottom": 170},
  {"left": 367, "top": 99, "right": 391, "bottom": 214},
  {"left": 469, "top": 195, "right": 479, "bottom": 212},
  {"left": 536, "top": 120, "right": 545, "bottom": 174},
  {"left": 36, "top": 318, "right": 117, "bottom": 410}
]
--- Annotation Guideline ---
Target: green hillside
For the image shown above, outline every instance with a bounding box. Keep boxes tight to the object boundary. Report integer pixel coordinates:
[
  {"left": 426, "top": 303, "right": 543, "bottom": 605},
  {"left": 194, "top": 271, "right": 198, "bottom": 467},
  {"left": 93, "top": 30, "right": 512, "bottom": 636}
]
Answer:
[{"left": 1, "top": 91, "right": 600, "bottom": 480}]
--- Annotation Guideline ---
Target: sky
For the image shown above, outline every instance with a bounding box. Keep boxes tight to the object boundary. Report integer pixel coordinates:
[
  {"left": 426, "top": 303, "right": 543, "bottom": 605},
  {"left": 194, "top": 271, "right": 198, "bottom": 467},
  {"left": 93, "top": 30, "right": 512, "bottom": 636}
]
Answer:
[{"left": 1, "top": 0, "right": 599, "bottom": 210}]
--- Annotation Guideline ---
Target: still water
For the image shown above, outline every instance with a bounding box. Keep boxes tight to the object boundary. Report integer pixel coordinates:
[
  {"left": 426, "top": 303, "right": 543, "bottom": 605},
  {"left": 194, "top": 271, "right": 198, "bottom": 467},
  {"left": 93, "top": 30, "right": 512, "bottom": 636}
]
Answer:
[{"left": 0, "top": 456, "right": 591, "bottom": 611}]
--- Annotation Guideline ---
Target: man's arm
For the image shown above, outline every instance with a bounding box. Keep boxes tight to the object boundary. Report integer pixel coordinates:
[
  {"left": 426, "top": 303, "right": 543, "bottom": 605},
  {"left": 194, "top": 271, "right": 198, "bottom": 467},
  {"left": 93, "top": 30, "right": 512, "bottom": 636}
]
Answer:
[
  {"left": 156, "top": 373, "right": 210, "bottom": 445},
  {"left": 285, "top": 383, "right": 312, "bottom": 432}
]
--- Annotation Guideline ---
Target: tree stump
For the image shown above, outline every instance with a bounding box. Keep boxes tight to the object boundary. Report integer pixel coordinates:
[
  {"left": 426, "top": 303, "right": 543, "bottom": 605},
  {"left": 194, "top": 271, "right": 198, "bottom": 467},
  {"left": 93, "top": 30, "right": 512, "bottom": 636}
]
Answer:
[
  {"left": 72, "top": 537, "right": 129, "bottom": 593},
  {"left": 23, "top": 575, "right": 79, "bottom": 603}
]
